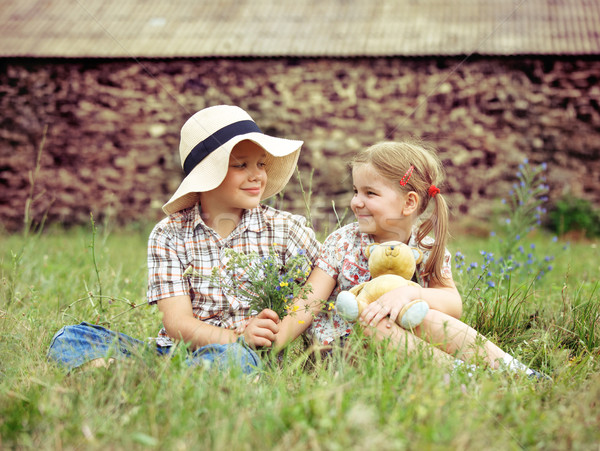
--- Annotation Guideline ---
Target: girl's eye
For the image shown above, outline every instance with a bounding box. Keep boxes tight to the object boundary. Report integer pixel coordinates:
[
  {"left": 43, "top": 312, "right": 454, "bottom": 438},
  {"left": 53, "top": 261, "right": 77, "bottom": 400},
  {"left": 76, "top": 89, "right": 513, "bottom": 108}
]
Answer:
[
  {"left": 258, "top": 162, "right": 267, "bottom": 168},
  {"left": 232, "top": 163, "right": 246, "bottom": 168}
]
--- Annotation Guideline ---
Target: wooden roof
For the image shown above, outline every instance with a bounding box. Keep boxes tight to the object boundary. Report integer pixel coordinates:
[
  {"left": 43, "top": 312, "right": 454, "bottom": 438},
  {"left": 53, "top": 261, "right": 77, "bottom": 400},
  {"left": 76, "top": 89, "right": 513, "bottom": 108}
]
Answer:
[{"left": 2, "top": 0, "right": 600, "bottom": 58}]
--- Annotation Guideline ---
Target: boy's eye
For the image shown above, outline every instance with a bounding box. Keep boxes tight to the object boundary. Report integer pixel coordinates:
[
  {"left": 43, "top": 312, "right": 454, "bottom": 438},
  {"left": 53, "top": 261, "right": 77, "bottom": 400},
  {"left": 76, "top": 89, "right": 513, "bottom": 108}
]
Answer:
[{"left": 258, "top": 162, "right": 267, "bottom": 168}]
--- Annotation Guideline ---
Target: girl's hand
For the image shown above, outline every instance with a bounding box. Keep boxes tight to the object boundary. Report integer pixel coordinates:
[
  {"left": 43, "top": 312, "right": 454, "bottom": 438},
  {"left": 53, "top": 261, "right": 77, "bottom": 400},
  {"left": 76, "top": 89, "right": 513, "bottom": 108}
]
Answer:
[
  {"left": 243, "top": 309, "right": 280, "bottom": 348},
  {"left": 360, "top": 286, "right": 419, "bottom": 327}
]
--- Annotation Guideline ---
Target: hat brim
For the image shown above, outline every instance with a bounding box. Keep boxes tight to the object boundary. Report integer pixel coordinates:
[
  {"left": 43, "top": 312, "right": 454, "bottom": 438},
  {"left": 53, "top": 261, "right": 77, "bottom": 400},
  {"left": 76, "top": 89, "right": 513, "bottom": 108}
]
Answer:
[{"left": 162, "top": 132, "right": 302, "bottom": 215}]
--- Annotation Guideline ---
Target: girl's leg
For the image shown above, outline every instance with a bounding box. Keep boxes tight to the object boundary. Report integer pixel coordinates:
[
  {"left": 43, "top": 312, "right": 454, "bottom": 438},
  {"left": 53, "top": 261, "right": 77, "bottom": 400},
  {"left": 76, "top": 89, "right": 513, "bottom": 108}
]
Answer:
[
  {"left": 47, "top": 322, "right": 146, "bottom": 371},
  {"left": 412, "top": 310, "right": 544, "bottom": 377},
  {"left": 412, "top": 309, "right": 506, "bottom": 367},
  {"left": 362, "top": 319, "right": 456, "bottom": 367},
  {"left": 366, "top": 312, "right": 547, "bottom": 378}
]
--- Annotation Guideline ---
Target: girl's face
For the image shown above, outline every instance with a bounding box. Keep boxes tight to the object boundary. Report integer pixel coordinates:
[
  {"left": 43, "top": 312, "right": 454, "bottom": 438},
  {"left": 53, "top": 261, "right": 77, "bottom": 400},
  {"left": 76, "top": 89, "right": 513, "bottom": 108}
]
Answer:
[
  {"left": 350, "top": 163, "right": 414, "bottom": 243},
  {"left": 200, "top": 141, "right": 267, "bottom": 218}
]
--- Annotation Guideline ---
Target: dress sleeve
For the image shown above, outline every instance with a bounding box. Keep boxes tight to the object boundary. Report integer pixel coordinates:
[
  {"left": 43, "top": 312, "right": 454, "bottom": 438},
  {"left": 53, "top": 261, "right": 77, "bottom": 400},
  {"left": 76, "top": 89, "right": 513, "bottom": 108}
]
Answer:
[
  {"left": 441, "top": 247, "right": 453, "bottom": 279},
  {"left": 417, "top": 244, "right": 454, "bottom": 287},
  {"left": 315, "top": 228, "right": 345, "bottom": 279}
]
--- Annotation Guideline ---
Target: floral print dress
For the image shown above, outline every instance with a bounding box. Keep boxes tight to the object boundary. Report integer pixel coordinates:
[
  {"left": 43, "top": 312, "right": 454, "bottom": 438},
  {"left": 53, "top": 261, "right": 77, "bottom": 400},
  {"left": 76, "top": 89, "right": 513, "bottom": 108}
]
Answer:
[{"left": 307, "top": 222, "right": 452, "bottom": 345}]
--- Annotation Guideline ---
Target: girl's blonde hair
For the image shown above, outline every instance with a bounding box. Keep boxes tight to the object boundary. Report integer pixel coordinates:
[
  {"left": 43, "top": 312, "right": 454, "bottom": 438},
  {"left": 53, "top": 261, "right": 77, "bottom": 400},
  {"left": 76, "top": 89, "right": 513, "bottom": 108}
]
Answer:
[{"left": 351, "top": 139, "right": 450, "bottom": 286}]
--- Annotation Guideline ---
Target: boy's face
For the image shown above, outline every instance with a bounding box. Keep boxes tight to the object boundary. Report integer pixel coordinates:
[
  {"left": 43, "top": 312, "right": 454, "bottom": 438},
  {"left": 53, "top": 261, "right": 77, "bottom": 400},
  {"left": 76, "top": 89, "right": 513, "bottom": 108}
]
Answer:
[{"left": 200, "top": 141, "right": 268, "bottom": 215}]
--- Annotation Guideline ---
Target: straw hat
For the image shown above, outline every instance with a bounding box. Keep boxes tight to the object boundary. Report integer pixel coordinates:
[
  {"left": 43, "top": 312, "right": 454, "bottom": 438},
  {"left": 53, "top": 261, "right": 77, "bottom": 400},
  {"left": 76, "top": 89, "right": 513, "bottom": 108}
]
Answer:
[{"left": 162, "top": 105, "right": 303, "bottom": 215}]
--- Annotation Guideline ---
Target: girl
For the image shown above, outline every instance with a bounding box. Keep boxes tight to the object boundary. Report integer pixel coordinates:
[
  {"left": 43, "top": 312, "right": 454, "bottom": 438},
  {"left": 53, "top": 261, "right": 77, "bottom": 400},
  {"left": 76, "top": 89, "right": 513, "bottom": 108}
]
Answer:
[{"left": 277, "top": 139, "right": 544, "bottom": 378}]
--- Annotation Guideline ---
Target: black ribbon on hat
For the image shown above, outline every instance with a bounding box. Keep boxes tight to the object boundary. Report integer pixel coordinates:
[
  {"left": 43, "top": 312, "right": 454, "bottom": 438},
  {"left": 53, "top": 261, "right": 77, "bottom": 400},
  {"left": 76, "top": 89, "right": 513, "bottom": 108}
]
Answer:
[{"left": 183, "top": 120, "right": 262, "bottom": 176}]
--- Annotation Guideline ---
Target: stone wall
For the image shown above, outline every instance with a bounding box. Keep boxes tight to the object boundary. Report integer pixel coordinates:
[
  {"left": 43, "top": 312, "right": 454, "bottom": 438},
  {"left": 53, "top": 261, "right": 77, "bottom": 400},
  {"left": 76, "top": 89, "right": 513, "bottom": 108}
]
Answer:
[{"left": 1, "top": 57, "right": 599, "bottom": 234}]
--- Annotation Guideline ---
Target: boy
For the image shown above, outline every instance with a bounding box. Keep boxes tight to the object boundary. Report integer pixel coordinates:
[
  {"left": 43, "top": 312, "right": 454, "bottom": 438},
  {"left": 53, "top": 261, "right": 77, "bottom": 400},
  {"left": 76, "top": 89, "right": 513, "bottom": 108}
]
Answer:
[{"left": 48, "top": 105, "right": 321, "bottom": 374}]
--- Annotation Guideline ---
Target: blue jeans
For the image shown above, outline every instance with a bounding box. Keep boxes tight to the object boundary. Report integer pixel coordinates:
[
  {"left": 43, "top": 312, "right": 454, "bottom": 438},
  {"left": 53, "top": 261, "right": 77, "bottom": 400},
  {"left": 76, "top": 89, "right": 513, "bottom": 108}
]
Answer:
[{"left": 47, "top": 322, "right": 262, "bottom": 374}]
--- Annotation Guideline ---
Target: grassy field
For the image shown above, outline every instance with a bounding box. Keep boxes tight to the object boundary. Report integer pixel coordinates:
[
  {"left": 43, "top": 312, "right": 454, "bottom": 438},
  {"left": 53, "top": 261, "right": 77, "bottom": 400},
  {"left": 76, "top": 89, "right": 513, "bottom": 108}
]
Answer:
[{"left": 1, "top": 220, "right": 599, "bottom": 450}]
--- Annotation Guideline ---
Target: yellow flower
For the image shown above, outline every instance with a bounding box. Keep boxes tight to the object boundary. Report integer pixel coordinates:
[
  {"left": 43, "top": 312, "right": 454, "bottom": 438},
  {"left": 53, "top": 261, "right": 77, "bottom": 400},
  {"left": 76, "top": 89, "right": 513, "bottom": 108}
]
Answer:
[
  {"left": 279, "top": 281, "right": 289, "bottom": 287},
  {"left": 292, "top": 305, "right": 300, "bottom": 312},
  {"left": 328, "top": 302, "right": 335, "bottom": 311},
  {"left": 298, "top": 320, "right": 305, "bottom": 324}
]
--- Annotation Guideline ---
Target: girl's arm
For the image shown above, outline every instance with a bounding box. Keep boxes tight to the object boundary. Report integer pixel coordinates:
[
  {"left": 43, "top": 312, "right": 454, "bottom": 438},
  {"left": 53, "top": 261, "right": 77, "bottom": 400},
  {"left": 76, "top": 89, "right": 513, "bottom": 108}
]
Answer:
[
  {"left": 158, "top": 295, "right": 279, "bottom": 349},
  {"left": 361, "top": 278, "right": 462, "bottom": 327},
  {"left": 273, "top": 267, "right": 337, "bottom": 350}
]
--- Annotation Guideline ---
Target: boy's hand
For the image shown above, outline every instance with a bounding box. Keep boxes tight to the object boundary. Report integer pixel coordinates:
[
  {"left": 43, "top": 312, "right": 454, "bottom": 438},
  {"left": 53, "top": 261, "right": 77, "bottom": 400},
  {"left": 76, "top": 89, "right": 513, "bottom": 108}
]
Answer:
[{"left": 243, "top": 309, "right": 280, "bottom": 348}]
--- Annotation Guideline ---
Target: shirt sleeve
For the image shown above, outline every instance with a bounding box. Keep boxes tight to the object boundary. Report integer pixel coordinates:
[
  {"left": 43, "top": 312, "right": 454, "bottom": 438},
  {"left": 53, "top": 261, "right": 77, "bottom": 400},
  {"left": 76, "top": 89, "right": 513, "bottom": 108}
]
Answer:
[
  {"left": 147, "top": 220, "right": 190, "bottom": 304},
  {"left": 284, "top": 214, "right": 322, "bottom": 268}
]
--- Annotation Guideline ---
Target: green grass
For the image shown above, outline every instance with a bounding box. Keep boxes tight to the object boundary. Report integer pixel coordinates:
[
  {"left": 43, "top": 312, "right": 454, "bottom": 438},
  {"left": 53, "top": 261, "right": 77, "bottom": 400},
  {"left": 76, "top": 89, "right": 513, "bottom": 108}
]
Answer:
[{"left": 1, "top": 223, "right": 599, "bottom": 450}]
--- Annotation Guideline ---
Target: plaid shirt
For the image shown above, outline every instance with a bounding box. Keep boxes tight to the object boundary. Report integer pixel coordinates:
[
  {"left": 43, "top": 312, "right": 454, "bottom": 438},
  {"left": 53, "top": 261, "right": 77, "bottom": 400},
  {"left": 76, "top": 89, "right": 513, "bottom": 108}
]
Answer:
[{"left": 147, "top": 204, "right": 321, "bottom": 345}]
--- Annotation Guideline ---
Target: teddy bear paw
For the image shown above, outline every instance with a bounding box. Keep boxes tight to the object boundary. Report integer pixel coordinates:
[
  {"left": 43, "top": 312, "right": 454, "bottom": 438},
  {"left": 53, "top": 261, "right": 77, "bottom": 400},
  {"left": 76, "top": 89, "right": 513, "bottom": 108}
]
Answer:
[
  {"left": 398, "top": 299, "right": 429, "bottom": 329},
  {"left": 335, "top": 291, "right": 360, "bottom": 322}
]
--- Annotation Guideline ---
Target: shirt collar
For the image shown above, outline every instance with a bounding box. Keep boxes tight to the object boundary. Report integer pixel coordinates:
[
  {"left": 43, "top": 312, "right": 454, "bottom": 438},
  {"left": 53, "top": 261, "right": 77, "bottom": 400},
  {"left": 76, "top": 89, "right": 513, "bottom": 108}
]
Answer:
[
  {"left": 191, "top": 203, "right": 266, "bottom": 235},
  {"left": 238, "top": 206, "right": 267, "bottom": 233},
  {"left": 191, "top": 203, "right": 206, "bottom": 231},
  {"left": 358, "top": 227, "right": 375, "bottom": 260}
]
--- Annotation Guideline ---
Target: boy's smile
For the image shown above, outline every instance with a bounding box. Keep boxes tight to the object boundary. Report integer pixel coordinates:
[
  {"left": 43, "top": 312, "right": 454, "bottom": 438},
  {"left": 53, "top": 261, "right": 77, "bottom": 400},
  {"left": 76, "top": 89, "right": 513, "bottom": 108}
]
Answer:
[{"left": 242, "top": 186, "right": 263, "bottom": 196}]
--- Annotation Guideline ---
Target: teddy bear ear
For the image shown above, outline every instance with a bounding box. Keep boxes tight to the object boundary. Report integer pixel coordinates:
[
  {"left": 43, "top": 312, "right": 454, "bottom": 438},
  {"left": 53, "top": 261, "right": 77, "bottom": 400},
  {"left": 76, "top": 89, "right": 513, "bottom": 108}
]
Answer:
[
  {"left": 411, "top": 247, "right": 424, "bottom": 264},
  {"left": 365, "top": 243, "right": 379, "bottom": 259}
]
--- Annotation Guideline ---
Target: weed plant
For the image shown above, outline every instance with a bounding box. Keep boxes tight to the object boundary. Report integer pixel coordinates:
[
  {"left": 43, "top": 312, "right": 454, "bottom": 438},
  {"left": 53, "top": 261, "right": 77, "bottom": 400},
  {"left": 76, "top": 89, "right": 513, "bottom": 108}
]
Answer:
[
  {"left": 1, "top": 165, "right": 599, "bottom": 449},
  {"left": 547, "top": 196, "right": 600, "bottom": 238}
]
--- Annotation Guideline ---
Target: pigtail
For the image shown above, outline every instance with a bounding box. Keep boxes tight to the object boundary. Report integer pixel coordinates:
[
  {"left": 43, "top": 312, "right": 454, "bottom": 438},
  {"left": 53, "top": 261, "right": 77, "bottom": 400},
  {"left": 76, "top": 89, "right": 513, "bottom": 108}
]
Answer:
[{"left": 417, "top": 192, "right": 450, "bottom": 287}]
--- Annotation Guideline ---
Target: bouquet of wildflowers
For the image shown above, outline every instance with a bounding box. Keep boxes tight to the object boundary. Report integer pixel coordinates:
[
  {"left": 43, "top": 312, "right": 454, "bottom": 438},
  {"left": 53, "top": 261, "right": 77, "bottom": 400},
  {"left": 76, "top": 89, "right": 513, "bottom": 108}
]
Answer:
[{"left": 210, "top": 247, "right": 313, "bottom": 319}]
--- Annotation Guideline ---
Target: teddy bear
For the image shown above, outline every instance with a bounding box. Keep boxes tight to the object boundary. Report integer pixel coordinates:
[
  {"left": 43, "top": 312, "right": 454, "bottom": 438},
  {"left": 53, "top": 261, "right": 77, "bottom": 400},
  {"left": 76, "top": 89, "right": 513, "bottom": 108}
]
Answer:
[{"left": 335, "top": 241, "right": 429, "bottom": 329}]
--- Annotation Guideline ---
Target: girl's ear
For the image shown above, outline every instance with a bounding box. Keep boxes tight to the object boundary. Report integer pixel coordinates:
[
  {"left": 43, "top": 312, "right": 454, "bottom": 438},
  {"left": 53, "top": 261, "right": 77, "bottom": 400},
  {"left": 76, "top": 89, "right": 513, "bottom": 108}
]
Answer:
[{"left": 403, "top": 191, "right": 419, "bottom": 216}]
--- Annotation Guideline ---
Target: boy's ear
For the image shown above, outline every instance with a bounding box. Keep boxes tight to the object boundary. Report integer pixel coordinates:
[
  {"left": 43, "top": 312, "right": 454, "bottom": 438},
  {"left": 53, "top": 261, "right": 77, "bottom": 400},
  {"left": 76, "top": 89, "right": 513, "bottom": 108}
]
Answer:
[{"left": 403, "top": 191, "right": 419, "bottom": 216}]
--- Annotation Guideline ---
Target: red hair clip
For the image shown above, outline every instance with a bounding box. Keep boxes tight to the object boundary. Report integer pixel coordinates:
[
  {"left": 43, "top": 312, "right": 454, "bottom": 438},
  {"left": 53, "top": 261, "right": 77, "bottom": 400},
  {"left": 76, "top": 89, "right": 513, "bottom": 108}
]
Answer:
[
  {"left": 428, "top": 185, "right": 441, "bottom": 197},
  {"left": 399, "top": 165, "right": 414, "bottom": 186}
]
